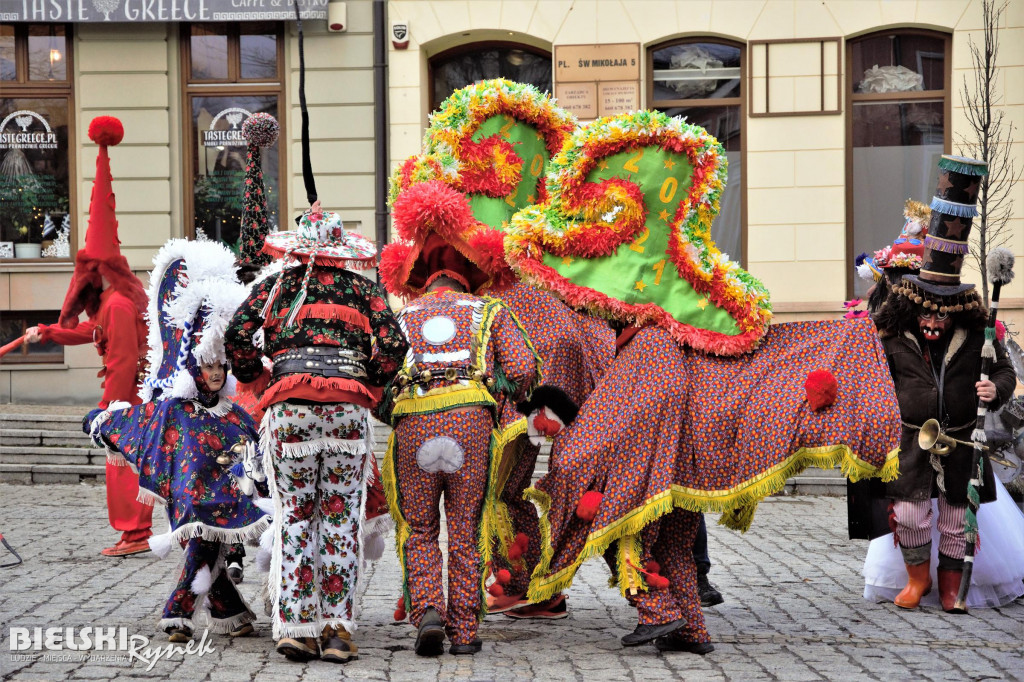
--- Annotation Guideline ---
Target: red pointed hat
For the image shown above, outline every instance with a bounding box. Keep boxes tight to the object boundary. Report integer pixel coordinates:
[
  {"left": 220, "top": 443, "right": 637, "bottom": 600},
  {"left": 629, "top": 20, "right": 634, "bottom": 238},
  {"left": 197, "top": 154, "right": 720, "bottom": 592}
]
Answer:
[{"left": 58, "top": 116, "right": 147, "bottom": 328}]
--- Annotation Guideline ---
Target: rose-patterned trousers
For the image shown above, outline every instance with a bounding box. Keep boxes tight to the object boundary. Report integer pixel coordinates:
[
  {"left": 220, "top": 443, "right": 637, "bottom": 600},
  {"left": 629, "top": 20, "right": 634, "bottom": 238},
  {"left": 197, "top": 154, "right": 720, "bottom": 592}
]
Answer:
[
  {"left": 161, "top": 538, "right": 254, "bottom": 633},
  {"left": 267, "top": 402, "right": 371, "bottom": 639},
  {"left": 393, "top": 409, "right": 493, "bottom": 646}
]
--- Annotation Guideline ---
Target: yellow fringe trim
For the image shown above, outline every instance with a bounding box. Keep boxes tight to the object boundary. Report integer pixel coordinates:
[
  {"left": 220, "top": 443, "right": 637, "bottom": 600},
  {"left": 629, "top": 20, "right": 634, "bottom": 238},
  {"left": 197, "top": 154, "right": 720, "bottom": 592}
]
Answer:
[
  {"left": 475, "top": 428, "right": 504, "bottom": 617},
  {"left": 391, "top": 384, "right": 496, "bottom": 418},
  {"left": 381, "top": 431, "right": 413, "bottom": 609},
  {"left": 524, "top": 444, "right": 901, "bottom": 603}
]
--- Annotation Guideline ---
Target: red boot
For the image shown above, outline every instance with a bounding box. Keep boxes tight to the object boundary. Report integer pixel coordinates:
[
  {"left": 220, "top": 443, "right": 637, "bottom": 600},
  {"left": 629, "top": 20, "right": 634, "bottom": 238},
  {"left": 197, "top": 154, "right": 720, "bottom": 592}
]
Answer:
[
  {"left": 937, "top": 569, "right": 967, "bottom": 614},
  {"left": 894, "top": 561, "right": 932, "bottom": 609}
]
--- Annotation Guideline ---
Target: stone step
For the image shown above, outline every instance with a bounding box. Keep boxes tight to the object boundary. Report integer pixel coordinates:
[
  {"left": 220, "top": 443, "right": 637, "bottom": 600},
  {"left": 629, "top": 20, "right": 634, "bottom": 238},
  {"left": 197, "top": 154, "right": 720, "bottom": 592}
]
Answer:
[
  {"left": 0, "top": 462, "right": 106, "bottom": 485},
  {"left": 0, "top": 445, "right": 104, "bottom": 466},
  {"left": 0, "top": 413, "right": 83, "bottom": 431},
  {"left": 0, "top": 428, "right": 92, "bottom": 447}
]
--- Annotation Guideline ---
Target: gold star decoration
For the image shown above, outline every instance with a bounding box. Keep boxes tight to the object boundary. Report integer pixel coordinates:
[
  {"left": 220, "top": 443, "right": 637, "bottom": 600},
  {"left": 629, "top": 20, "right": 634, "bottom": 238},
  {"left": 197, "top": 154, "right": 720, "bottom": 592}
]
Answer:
[
  {"left": 943, "top": 217, "right": 967, "bottom": 239},
  {"left": 696, "top": 298, "right": 709, "bottom": 310},
  {"left": 658, "top": 209, "right": 670, "bottom": 221},
  {"left": 664, "top": 159, "right": 676, "bottom": 170},
  {"left": 634, "top": 280, "right": 647, "bottom": 292},
  {"left": 598, "top": 160, "right": 609, "bottom": 171},
  {"left": 562, "top": 256, "right": 574, "bottom": 266},
  {"left": 502, "top": 220, "right": 510, "bottom": 229},
  {"left": 526, "top": 194, "right": 534, "bottom": 203}
]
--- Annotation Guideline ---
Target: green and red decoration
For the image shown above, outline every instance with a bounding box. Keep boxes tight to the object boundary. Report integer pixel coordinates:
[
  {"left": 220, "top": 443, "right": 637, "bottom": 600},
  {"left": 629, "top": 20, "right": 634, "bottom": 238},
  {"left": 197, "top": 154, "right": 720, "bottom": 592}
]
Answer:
[
  {"left": 380, "top": 79, "right": 576, "bottom": 299},
  {"left": 505, "top": 110, "right": 771, "bottom": 357},
  {"left": 238, "top": 112, "right": 279, "bottom": 268}
]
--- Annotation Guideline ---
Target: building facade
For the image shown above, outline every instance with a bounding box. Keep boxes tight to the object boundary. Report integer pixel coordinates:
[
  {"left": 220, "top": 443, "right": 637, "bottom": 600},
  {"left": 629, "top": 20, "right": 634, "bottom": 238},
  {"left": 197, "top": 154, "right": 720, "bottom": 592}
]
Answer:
[{"left": 1, "top": 0, "right": 1022, "bottom": 404}]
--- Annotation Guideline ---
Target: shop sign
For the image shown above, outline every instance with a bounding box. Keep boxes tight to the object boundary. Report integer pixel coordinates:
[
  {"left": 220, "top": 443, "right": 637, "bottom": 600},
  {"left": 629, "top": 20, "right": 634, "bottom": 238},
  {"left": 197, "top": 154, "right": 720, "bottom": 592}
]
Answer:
[
  {"left": 553, "top": 82, "right": 596, "bottom": 119},
  {"left": 0, "top": 111, "right": 58, "bottom": 150},
  {"left": 201, "top": 107, "right": 254, "bottom": 148},
  {"left": 0, "top": 0, "right": 327, "bottom": 23},
  {"left": 554, "top": 43, "right": 640, "bottom": 83}
]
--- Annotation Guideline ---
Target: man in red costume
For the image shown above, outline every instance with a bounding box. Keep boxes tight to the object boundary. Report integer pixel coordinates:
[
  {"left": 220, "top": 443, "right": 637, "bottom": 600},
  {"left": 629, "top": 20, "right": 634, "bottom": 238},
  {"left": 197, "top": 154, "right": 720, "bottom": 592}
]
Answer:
[{"left": 24, "top": 116, "right": 153, "bottom": 557}]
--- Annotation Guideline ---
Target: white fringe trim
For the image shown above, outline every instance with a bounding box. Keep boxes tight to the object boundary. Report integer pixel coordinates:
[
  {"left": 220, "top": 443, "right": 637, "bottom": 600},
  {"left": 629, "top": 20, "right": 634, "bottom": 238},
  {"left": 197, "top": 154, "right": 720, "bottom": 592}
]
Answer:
[
  {"left": 254, "top": 496, "right": 276, "bottom": 516},
  {"left": 136, "top": 487, "right": 166, "bottom": 507},
  {"left": 207, "top": 610, "right": 257, "bottom": 634},
  {"left": 161, "top": 516, "right": 271, "bottom": 549},
  {"left": 149, "top": 531, "right": 174, "bottom": 559},
  {"left": 158, "top": 617, "right": 194, "bottom": 631},
  {"left": 276, "top": 619, "right": 356, "bottom": 640},
  {"left": 360, "top": 512, "right": 393, "bottom": 539},
  {"left": 278, "top": 438, "right": 369, "bottom": 460},
  {"left": 106, "top": 450, "right": 131, "bottom": 468}
]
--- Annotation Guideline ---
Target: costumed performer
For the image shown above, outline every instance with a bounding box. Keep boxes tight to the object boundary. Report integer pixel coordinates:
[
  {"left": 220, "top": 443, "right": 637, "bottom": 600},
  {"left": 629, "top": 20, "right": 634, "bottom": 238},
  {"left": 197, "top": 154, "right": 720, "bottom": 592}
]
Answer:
[
  {"left": 377, "top": 238, "right": 541, "bottom": 656},
  {"left": 862, "top": 156, "right": 1021, "bottom": 612},
  {"left": 21, "top": 116, "right": 153, "bottom": 557},
  {"left": 382, "top": 79, "right": 617, "bottom": 619},
  {"left": 504, "top": 111, "right": 902, "bottom": 652},
  {"left": 85, "top": 238, "right": 268, "bottom": 640}
]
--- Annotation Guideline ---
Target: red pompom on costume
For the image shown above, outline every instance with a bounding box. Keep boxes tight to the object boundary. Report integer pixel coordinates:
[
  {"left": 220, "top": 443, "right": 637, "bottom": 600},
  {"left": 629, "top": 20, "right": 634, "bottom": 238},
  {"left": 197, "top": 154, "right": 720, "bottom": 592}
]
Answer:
[
  {"left": 805, "top": 370, "right": 838, "bottom": 411},
  {"left": 88, "top": 116, "right": 125, "bottom": 146},
  {"left": 576, "top": 491, "right": 604, "bottom": 521}
]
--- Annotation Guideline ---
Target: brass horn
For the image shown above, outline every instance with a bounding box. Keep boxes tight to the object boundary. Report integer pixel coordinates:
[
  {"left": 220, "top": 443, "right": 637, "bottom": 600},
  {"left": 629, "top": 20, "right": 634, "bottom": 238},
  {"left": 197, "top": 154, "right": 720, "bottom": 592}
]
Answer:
[{"left": 918, "top": 419, "right": 957, "bottom": 456}]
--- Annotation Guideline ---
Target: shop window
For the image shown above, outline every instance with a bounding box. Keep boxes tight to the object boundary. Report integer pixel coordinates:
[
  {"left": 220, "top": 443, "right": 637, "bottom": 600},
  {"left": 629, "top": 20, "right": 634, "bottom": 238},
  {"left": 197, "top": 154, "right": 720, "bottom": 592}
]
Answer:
[
  {"left": 0, "top": 24, "right": 73, "bottom": 262},
  {"left": 847, "top": 30, "right": 949, "bottom": 297},
  {"left": 0, "top": 311, "right": 64, "bottom": 363},
  {"left": 648, "top": 39, "right": 745, "bottom": 265},
  {"left": 182, "top": 23, "right": 284, "bottom": 252},
  {"left": 429, "top": 43, "right": 552, "bottom": 111}
]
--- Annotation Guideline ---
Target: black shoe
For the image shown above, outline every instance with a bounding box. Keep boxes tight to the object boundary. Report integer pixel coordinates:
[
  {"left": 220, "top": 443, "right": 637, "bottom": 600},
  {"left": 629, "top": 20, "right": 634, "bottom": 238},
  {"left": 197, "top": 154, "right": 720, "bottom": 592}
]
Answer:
[
  {"left": 655, "top": 636, "right": 715, "bottom": 655},
  {"left": 449, "top": 639, "right": 482, "bottom": 655},
  {"left": 697, "top": 573, "right": 723, "bottom": 607},
  {"left": 414, "top": 608, "right": 446, "bottom": 657},
  {"left": 227, "top": 562, "right": 244, "bottom": 585},
  {"left": 320, "top": 625, "right": 358, "bottom": 664},
  {"left": 621, "top": 618, "right": 687, "bottom": 647},
  {"left": 276, "top": 637, "right": 319, "bottom": 662}
]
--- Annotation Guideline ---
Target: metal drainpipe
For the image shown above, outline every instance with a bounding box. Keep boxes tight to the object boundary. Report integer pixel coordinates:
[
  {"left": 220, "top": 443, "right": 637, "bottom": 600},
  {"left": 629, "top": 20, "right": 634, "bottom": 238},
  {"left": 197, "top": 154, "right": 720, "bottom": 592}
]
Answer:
[{"left": 373, "top": 0, "right": 389, "bottom": 251}]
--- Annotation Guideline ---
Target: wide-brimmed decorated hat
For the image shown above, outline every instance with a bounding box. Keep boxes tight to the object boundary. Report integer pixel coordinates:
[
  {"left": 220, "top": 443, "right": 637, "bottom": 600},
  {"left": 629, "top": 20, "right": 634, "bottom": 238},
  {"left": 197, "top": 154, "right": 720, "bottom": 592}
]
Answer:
[
  {"left": 856, "top": 198, "right": 931, "bottom": 283},
  {"left": 379, "top": 79, "right": 576, "bottom": 299},
  {"left": 263, "top": 210, "right": 377, "bottom": 270},
  {"left": 505, "top": 110, "right": 772, "bottom": 357},
  {"left": 894, "top": 155, "right": 987, "bottom": 310}
]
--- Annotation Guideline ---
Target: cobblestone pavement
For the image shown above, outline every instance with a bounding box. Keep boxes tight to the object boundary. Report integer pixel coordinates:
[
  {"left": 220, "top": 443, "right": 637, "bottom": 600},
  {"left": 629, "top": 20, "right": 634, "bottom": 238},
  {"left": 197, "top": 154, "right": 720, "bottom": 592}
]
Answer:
[{"left": 1, "top": 484, "right": 1021, "bottom": 681}]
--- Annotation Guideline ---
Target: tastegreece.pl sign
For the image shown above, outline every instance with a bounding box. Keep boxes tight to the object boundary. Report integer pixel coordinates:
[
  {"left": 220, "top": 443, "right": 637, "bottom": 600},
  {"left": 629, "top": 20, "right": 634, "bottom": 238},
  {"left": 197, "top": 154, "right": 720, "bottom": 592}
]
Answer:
[{"left": 0, "top": 0, "right": 327, "bottom": 22}]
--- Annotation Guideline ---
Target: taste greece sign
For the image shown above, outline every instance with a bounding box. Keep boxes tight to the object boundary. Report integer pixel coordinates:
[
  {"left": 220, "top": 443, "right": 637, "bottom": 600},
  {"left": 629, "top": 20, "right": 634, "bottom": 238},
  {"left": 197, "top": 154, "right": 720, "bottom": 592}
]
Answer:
[{"left": 0, "top": 0, "right": 327, "bottom": 22}]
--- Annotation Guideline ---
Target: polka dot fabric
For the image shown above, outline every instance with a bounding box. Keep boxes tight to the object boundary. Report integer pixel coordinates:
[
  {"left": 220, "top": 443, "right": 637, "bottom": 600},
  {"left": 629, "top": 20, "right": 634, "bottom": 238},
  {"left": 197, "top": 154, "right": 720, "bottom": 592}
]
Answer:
[{"left": 528, "top": 319, "right": 900, "bottom": 601}]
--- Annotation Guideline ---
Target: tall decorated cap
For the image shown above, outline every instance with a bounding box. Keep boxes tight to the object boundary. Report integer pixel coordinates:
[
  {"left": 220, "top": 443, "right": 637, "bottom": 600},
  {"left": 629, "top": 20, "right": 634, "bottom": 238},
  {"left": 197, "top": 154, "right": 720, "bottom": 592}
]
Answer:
[
  {"left": 505, "top": 110, "right": 772, "bottom": 356},
  {"left": 379, "top": 78, "right": 576, "bottom": 299},
  {"left": 895, "top": 155, "right": 987, "bottom": 311},
  {"left": 237, "top": 112, "right": 279, "bottom": 268}
]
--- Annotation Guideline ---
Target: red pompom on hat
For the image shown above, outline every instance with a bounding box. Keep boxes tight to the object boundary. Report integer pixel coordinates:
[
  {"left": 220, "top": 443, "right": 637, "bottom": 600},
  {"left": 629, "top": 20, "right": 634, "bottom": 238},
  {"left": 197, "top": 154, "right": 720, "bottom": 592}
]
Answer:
[
  {"left": 576, "top": 491, "right": 604, "bottom": 521},
  {"left": 88, "top": 116, "right": 124, "bottom": 147},
  {"left": 495, "top": 569, "right": 511, "bottom": 585},
  {"left": 805, "top": 370, "right": 838, "bottom": 411}
]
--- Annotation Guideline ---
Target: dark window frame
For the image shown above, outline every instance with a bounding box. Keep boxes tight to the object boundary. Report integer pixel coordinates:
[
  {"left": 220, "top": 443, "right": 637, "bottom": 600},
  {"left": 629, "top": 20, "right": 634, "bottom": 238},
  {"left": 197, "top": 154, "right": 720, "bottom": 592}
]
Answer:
[
  {"left": 0, "top": 22, "right": 76, "bottom": 264},
  {"left": 180, "top": 23, "right": 286, "bottom": 241},
  {"left": 844, "top": 28, "right": 952, "bottom": 297},
  {"left": 427, "top": 41, "right": 553, "bottom": 112},
  {"left": 646, "top": 36, "right": 747, "bottom": 267}
]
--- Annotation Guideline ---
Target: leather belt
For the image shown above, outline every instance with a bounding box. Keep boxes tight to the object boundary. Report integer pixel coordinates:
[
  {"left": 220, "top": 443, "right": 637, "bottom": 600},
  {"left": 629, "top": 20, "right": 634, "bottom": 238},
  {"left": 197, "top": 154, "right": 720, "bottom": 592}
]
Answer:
[{"left": 273, "top": 346, "right": 368, "bottom": 380}]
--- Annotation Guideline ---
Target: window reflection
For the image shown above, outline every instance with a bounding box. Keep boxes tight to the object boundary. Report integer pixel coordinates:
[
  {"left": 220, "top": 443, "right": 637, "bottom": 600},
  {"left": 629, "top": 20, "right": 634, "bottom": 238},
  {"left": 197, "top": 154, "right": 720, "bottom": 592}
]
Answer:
[
  {"left": 1, "top": 25, "right": 15, "bottom": 81},
  {"left": 27, "top": 25, "right": 66, "bottom": 81},
  {"left": 191, "top": 24, "right": 229, "bottom": 80},
  {"left": 651, "top": 43, "right": 741, "bottom": 101},
  {"left": 240, "top": 23, "right": 277, "bottom": 80},
  {"left": 431, "top": 46, "right": 551, "bottom": 110},
  {"left": 851, "top": 34, "right": 945, "bottom": 93}
]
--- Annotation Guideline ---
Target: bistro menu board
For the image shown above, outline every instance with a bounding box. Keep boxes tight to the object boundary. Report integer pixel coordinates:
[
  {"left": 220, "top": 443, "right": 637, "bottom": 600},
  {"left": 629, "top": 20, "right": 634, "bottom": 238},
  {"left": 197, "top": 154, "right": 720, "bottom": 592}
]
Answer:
[{"left": 0, "top": 0, "right": 327, "bottom": 22}]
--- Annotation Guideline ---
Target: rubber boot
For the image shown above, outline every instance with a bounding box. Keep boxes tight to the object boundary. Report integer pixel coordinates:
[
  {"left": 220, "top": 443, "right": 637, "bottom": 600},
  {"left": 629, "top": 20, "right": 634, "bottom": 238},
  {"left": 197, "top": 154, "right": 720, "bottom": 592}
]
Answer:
[
  {"left": 937, "top": 569, "right": 966, "bottom": 614},
  {"left": 894, "top": 560, "right": 932, "bottom": 609}
]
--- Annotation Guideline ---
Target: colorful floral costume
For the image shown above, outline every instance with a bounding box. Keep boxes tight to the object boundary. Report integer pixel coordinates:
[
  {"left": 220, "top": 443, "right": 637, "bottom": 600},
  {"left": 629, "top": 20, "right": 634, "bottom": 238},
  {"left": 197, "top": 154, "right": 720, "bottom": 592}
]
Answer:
[
  {"left": 85, "top": 238, "right": 267, "bottom": 633},
  {"left": 380, "top": 289, "right": 541, "bottom": 646},
  {"left": 225, "top": 211, "right": 408, "bottom": 640}
]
